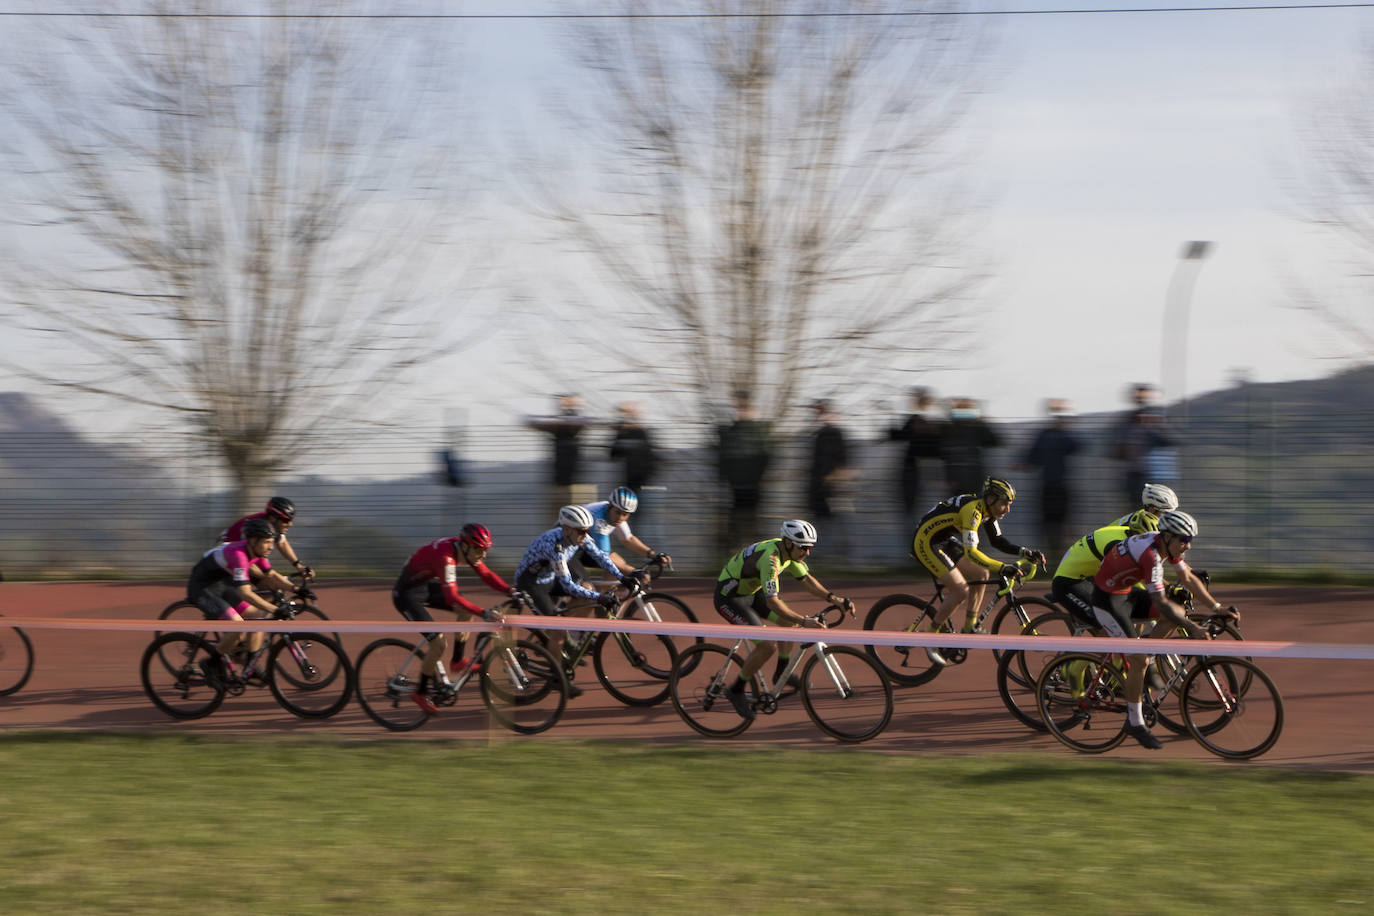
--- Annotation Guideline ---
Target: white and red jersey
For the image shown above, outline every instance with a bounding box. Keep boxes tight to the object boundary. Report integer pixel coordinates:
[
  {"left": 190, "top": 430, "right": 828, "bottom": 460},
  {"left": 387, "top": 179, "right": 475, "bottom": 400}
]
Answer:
[
  {"left": 1093, "top": 532, "right": 1189, "bottom": 595},
  {"left": 398, "top": 537, "right": 511, "bottom": 616}
]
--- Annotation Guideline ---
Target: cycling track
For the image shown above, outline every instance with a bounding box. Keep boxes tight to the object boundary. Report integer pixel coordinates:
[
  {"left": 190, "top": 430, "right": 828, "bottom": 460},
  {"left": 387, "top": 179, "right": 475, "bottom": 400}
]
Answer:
[{"left": 2, "top": 579, "right": 1371, "bottom": 772}]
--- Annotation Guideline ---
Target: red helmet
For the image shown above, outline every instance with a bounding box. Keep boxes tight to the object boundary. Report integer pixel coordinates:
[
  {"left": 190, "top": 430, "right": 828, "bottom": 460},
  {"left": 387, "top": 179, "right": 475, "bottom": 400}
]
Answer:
[{"left": 458, "top": 523, "right": 493, "bottom": 550}]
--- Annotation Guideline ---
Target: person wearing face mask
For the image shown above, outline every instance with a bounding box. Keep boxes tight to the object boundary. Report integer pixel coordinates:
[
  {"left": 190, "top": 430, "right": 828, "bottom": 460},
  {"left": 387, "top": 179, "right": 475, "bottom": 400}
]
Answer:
[{"left": 941, "top": 397, "right": 1002, "bottom": 495}]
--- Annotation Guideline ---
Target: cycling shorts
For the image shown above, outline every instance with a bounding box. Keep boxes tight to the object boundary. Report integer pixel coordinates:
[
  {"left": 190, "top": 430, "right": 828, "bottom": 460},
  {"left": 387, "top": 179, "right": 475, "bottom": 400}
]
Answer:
[
  {"left": 188, "top": 578, "right": 251, "bottom": 621},
  {"left": 910, "top": 531, "right": 962, "bottom": 581},
  {"left": 392, "top": 577, "right": 448, "bottom": 642},
  {"left": 712, "top": 581, "right": 783, "bottom": 627},
  {"left": 516, "top": 571, "right": 573, "bottom": 617}
]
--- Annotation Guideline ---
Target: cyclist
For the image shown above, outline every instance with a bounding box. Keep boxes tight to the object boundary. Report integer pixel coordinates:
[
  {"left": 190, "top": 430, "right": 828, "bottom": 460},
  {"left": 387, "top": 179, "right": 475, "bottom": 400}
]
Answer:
[
  {"left": 1085, "top": 509, "right": 1233, "bottom": 749},
  {"left": 186, "top": 517, "right": 283, "bottom": 686},
  {"left": 713, "top": 519, "right": 856, "bottom": 720},
  {"left": 569, "top": 486, "right": 672, "bottom": 579},
  {"left": 1049, "top": 513, "right": 1161, "bottom": 629},
  {"left": 514, "top": 504, "right": 641, "bottom": 696},
  {"left": 1109, "top": 482, "right": 1179, "bottom": 539},
  {"left": 219, "top": 496, "right": 313, "bottom": 581},
  {"left": 393, "top": 523, "right": 515, "bottom": 715},
  {"left": 909, "top": 477, "right": 1045, "bottom": 666}
]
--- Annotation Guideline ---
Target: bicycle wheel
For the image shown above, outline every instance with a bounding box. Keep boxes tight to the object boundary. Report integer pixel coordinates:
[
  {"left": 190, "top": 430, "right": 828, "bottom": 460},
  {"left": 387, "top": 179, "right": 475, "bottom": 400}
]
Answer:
[
  {"left": 266, "top": 633, "right": 353, "bottom": 719},
  {"left": 0, "top": 625, "right": 35, "bottom": 696},
  {"left": 592, "top": 630, "right": 677, "bottom": 707},
  {"left": 669, "top": 642, "right": 756, "bottom": 738},
  {"left": 480, "top": 639, "right": 567, "bottom": 735},
  {"left": 140, "top": 632, "right": 226, "bottom": 720},
  {"left": 1036, "top": 653, "right": 1129, "bottom": 754},
  {"left": 800, "top": 645, "right": 893, "bottom": 743},
  {"left": 996, "top": 648, "right": 1089, "bottom": 734},
  {"left": 354, "top": 637, "right": 432, "bottom": 731},
  {"left": 623, "top": 592, "right": 702, "bottom": 677},
  {"left": 272, "top": 608, "right": 345, "bottom": 691},
  {"left": 155, "top": 600, "right": 218, "bottom": 675},
  {"left": 1155, "top": 617, "right": 1251, "bottom": 709},
  {"left": 1000, "top": 608, "right": 1081, "bottom": 690},
  {"left": 862, "top": 594, "right": 944, "bottom": 687},
  {"left": 1181, "top": 657, "right": 1283, "bottom": 760},
  {"left": 988, "top": 596, "right": 1061, "bottom": 670}
]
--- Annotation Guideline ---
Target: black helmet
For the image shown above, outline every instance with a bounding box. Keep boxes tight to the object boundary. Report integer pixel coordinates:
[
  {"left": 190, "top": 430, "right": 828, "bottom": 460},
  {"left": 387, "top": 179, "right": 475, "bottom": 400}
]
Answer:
[
  {"left": 243, "top": 517, "right": 278, "bottom": 541},
  {"left": 266, "top": 496, "right": 296, "bottom": 521}
]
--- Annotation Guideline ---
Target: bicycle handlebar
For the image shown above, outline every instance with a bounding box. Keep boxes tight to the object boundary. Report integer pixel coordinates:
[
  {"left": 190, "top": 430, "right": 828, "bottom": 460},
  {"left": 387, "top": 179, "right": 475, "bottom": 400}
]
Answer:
[{"left": 814, "top": 605, "right": 846, "bottom": 629}]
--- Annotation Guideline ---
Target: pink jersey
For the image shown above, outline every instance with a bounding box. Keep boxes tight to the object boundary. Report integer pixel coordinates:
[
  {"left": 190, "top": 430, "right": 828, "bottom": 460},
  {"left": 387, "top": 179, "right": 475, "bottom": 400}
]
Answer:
[
  {"left": 399, "top": 537, "right": 511, "bottom": 616},
  {"left": 1093, "top": 532, "right": 1188, "bottom": 595},
  {"left": 220, "top": 511, "right": 287, "bottom": 544}
]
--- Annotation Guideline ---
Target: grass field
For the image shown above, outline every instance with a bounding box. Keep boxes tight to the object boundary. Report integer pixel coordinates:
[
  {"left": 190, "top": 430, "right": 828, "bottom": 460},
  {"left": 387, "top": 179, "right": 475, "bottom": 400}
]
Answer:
[{"left": 2, "top": 735, "right": 1371, "bottom": 914}]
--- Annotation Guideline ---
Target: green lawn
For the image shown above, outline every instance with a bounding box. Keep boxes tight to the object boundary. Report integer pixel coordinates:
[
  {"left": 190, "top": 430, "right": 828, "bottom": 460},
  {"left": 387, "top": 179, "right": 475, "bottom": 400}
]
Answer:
[{"left": 1, "top": 735, "right": 1371, "bottom": 914}]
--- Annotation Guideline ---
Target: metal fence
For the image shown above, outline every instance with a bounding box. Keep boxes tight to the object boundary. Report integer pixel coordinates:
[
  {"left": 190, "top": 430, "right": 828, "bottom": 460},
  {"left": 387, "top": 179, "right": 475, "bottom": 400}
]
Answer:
[{"left": 2, "top": 406, "right": 1372, "bottom": 581}]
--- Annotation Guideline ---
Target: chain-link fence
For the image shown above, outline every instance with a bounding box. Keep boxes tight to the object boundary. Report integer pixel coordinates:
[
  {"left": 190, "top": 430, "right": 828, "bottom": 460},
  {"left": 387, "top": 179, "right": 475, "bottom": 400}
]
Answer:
[{"left": 3, "top": 399, "right": 1372, "bottom": 581}]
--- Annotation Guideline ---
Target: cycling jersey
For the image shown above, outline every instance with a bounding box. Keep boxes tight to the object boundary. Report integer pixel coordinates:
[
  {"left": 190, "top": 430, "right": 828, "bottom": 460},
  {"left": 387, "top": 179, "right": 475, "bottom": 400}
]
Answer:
[
  {"left": 515, "top": 527, "right": 620, "bottom": 602},
  {"left": 717, "top": 538, "right": 809, "bottom": 599},
  {"left": 396, "top": 537, "right": 511, "bottom": 616},
  {"left": 219, "top": 511, "right": 289, "bottom": 545},
  {"left": 1053, "top": 526, "right": 1129, "bottom": 581},
  {"left": 1094, "top": 532, "right": 1189, "bottom": 595},
  {"left": 1110, "top": 508, "right": 1158, "bottom": 534},
  {"left": 584, "top": 501, "right": 631, "bottom": 554},
  {"left": 187, "top": 541, "right": 266, "bottom": 619},
  {"left": 910, "top": 493, "right": 1023, "bottom": 579}
]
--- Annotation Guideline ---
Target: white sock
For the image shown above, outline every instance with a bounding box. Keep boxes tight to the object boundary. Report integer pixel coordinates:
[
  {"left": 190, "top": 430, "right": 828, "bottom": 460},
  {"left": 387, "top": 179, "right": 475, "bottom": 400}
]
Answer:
[{"left": 1128, "top": 701, "right": 1144, "bottom": 727}]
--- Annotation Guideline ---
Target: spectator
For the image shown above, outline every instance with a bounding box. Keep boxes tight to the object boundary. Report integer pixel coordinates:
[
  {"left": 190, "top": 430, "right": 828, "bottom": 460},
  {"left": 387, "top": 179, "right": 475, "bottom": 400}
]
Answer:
[
  {"left": 525, "top": 394, "right": 596, "bottom": 519},
  {"left": 609, "top": 402, "right": 658, "bottom": 493},
  {"left": 942, "top": 397, "right": 1001, "bottom": 495},
  {"left": 1111, "top": 384, "right": 1178, "bottom": 505},
  {"left": 1020, "top": 398, "right": 1083, "bottom": 562},
  {"left": 717, "top": 390, "right": 773, "bottom": 551},
  {"left": 887, "top": 386, "right": 944, "bottom": 520},
  {"left": 807, "top": 399, "right": 853, "bottom": 562}
]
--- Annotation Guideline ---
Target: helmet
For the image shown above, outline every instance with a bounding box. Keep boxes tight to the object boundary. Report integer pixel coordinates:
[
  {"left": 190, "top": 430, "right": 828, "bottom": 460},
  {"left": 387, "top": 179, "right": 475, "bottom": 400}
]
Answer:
[
  {"left": 458, "top": 523, "right": 493, "bottom": 550},
  {"left": 1126, "top": 509, "right": 1160, "bottom": 536},
  {"left": 558, "top": 504, "right": 595, "bottom": 530},
  {"left": 242, "top": 517, "right": 277, "bottom": 541},
  {"left": 779, "top": 519, "right": 818, "bottom": 547},
  {"left": 608, "top": 486, "right": 639, "bottom": 513},
  {"left": 266, "top": 496, "right": 296, "bottom": 521},
  {"left": 1157, "top": 509, "right": 1198, "bottom": 538},
  {"left": 983, "top": 477, "right": 1016, "bottom": 502},
  {"left": 1140, "top": 483, "right": 1179, "bottom": 511}
]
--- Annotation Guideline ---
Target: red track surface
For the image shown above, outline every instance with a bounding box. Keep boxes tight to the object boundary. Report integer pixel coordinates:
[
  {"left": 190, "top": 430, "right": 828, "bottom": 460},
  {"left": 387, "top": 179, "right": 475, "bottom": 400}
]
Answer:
[{"left": 2, "top": 579, "right": 1371, "bottom": 771}]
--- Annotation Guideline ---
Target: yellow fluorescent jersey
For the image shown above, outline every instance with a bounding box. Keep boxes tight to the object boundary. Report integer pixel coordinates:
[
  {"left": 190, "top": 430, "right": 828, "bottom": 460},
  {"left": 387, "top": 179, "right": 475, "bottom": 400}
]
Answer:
[
  {"left": 1054, "top": 525, "right": 1130, "bottom": 581},
  {"left": 717, "top": 538, "right": 809, "bottom": 598}
]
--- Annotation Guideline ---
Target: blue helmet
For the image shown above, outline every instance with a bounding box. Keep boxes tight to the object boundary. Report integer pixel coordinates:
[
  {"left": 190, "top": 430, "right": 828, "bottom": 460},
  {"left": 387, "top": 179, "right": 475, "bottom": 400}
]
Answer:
[{"left": 608, "top": 486, "right": 639, "bottom": 513}]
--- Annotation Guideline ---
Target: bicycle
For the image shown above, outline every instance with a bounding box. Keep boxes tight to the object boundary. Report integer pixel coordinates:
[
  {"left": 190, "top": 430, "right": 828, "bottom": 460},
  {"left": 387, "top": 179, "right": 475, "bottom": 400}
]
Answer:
[
  {"left": 669, "top": 605, "right": 893, "bottom": 743},
  {"left": 353, "top": 597, "right": 568, "bottom": 734},
  {"left": 1032, "top": 633, "right": 1282, "bottom": 759},
  {"left": 140, "top": 600, "right": 354, "bottom": 721},
  {"left": 153, "top": 572, "right": 341, "bottom": 690},
  {"left": 517, "top": 560, "right": 689, "bottom": 707},
  {"left": 863, "top": 557, "right": 1052, "bottom": 687},
  {"left": 0, "top": 615, "right": 36, "bottom": 697}
]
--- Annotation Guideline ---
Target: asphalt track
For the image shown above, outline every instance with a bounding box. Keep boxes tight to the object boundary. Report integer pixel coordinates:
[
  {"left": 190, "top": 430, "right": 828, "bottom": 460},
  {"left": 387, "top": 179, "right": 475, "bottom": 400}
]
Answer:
[{"left": 2, "top": 579, "right": 1371, "bottom": 771}]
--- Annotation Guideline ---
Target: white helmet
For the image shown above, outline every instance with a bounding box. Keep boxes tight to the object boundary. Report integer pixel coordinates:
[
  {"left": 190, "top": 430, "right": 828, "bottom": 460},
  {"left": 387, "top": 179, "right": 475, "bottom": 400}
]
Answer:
[
  {"left": 558, "top": 504, "right": 594, "bottom": 530},
  {"left": 779, "top": 519, "right": 818, "bottom": 547},
  {"left": 1141, "top": 483, "right": 1179, "bottom": 511},
  {"left": 1157, "top": 509, "right": 1198, "bottom": 538}
]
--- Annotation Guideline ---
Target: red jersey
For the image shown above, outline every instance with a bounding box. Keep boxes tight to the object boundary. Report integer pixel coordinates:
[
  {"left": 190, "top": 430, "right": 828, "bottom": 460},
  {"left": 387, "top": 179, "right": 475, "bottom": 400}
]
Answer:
[
  {"left": 220, "top": 512, "right": 288, "bottom": 544},
  {"left": 399, "top": 537, "right": 511, "bottom": 615},
  {"left": 1093, "top": 532, "right": 1188, "bottom": 595}
]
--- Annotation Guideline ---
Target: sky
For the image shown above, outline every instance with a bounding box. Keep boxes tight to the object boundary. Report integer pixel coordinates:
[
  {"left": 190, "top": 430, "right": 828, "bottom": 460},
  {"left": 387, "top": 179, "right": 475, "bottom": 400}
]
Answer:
[{"left": 3, "top": 1, "right": 1374, "bottom": 444}]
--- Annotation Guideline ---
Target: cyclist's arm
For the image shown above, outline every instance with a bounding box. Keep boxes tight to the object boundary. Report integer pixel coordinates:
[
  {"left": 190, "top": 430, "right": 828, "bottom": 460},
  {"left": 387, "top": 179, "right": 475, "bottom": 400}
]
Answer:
[
  {"left": 617, "top": 531, "right": 658, "bottom": 561},
  {"left": 260, "top": 568, "right": 295, "bottom": 592},
  {"left": 797, "top": 574, "right": 853, "bottom": 617},
  {"left": 236, "top": 582, "right": 278, "bottom": 616},
  {"left": 275, "top": 533, "right": 301, "bottom": 567},
  {"left": 1174, "top": 565, "right": 1224, "bottom": 613},
  {"left": 762, "top": 592, "right": 810, "bottom": 626},
  {"left": 578, "top": 537, "right": 623, "bottom": 580},
  {"left": 470, "top": 559, "right": 512, "bottom": 595}
]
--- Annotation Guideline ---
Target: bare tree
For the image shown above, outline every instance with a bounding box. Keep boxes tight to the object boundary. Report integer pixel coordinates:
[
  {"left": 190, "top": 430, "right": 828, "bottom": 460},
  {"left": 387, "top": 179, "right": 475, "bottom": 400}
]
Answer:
[
  {"left": 525, "top": 0, "right": 994, "bottom": 424},
  {"left": 0, "top": 1, "right": 480, "bottom": 509},
  {"left": 1287, "top": 40, "right": 1374, "bottom": 361}
]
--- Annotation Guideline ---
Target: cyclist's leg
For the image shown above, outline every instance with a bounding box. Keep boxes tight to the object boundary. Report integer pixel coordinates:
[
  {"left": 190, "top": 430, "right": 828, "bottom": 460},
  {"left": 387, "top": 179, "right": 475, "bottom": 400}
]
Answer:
[
  {"left": 1051, "top": 577, "right": 1103, "bottom": 634},
  {"left": 955, "top": 555, "right": 988, "bottom": 632},
  {"left": 517, "top": 572, "right": 567, "bottom": 656},
  {"left": 1091, "top": 586, "right": 1158, "bottom": 747},
  {"left": 392, "top": 582, "right": 442, "bottom": 706},
  {"left": 711, "top": 583, "right": 770, "bottom": 717}
]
